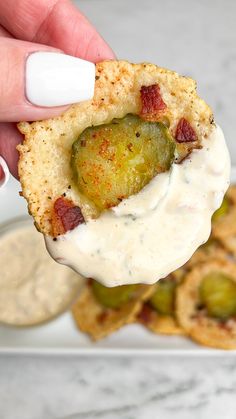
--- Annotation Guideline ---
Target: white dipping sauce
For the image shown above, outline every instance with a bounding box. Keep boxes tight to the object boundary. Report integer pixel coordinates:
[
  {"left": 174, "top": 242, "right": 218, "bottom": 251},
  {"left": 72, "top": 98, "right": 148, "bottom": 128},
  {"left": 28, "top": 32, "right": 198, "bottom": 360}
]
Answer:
[
  {"left": 0, "top": 222, "right": 83, "bottom": 325},
  {"left": 46, "top": 125, "right": 230, "bottom": 286}
]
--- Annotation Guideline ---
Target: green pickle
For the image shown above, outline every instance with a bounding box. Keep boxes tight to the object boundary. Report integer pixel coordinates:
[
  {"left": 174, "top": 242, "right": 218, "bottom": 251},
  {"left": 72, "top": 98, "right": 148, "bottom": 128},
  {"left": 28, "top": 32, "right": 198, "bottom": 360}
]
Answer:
[
  {"left": 199, "top": 272, "right": 236, "bottom": 319},
  {"left": 92, "top": 280, "right": 137, "bottom": 309},
  {"left": 212, "top": 197, "right": 229, "bottom": 222},
  {"left": 149, "top": 278, "right": 176, "bottom": 316},
  {"left": 71, "top": 114, "right": 176, "bottom": 210}
]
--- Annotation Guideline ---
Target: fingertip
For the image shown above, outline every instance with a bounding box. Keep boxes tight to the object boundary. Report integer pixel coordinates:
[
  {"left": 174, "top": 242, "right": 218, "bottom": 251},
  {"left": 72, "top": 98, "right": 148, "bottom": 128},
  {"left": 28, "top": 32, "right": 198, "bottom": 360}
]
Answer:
[
  {"left": 0, "top": 123, "right": 21, "bottom": 179},
  {"left": 25, "top": 52, "right": 95, "bottom": 107},
  {"left": 83, "top": 35, "right": 116, "bottom": 63},
  {"left": 0, "top": 156, "right": 10, "bottom": 188}
]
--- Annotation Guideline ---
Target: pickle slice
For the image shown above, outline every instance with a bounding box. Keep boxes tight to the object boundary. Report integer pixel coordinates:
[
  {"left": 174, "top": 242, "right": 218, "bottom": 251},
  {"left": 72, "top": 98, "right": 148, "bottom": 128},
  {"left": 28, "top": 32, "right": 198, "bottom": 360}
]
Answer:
[
  {"left": 92, "top": 280, "right": 137, "bottom": 309},
  {"left": 71, "top": 114, "right": 176, "bottom": 210},
  {"left": 149, "top": 278, "right": 176, "bottom": 315},
  {"left": 199, "top": 272, "right": 236, "bottom": 319},
  {"left": 212, "top": 197, "right": 229, "bottom": 222}
]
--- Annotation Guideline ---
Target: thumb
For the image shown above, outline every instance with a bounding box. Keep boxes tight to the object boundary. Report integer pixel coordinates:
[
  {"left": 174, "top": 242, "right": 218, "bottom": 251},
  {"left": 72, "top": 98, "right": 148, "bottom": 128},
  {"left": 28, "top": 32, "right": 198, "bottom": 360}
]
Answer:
[{"left": 0, "top": 38, "right": 95, "bottom": 122}]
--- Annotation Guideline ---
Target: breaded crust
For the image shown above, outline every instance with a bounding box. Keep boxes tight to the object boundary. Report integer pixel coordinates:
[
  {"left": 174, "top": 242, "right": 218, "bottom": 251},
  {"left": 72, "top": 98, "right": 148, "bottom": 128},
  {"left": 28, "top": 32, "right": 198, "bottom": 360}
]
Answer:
[
  {"left": 146, "top": 314, "right": 184, "bottom": 335},
  {"left": 184, "top": 240, "right": 229, "bottom": 270},
  {"left": 211, "top": 186, "right": 236, "bottom": 259},
  {"left": 138, "top": 304, "right": 185, "bottom": 336},
  {"left": 17, "top": 60, "right": 213, "bottom": 235},
  {"left": 176, "top": 260, "right": 236, "bottom": 349},
  {"left": 226, "top": 185, "right": 236, "bottom": 205},
  {"left": 71, "top": 282, "right": 154, "bottom": 341}
]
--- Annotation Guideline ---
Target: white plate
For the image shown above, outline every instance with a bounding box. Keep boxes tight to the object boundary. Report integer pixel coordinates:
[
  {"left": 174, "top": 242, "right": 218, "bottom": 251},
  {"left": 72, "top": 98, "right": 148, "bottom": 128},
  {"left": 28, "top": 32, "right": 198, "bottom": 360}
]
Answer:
[{"left": 0, "top": 170, "right": 235, "bottom": 356}]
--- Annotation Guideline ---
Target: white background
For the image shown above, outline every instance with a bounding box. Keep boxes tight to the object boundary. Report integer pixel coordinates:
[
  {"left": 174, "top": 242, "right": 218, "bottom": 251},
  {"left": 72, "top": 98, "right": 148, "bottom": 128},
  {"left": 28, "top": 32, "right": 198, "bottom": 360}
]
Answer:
[{"left": 79, "top": 0, "right": 236, "bottom": 163}]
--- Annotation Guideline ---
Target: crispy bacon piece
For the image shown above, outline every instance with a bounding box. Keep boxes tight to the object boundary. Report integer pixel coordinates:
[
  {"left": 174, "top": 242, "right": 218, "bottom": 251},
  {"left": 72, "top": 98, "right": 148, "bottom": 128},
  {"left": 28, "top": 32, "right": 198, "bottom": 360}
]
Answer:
[
  {"left": 175, "top": 118, "right": 197, "bottom": 143},
  {"left": 97, "top": 311, "right": 109, "bottom": 324},
  {"left": 140, "top": 84, "right": 167, "bottom": 120},
  {"left": 52, "top": 196, "right": 84, "bottom": 236},
  {"left": 138, "top": 303, "right": 153, "bottom": 324}
]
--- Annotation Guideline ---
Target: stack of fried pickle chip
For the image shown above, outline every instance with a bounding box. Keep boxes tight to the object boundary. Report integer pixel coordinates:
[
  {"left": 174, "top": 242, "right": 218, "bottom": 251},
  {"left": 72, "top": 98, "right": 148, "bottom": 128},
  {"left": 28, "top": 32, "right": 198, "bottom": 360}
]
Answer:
[{"left": 72, "top": 186, "right": 236, "bottom": 349}]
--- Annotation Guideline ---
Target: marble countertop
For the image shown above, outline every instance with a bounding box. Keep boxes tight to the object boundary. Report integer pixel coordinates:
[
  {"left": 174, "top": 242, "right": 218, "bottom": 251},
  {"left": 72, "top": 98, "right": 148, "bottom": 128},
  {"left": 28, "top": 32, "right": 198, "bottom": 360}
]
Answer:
[
  {"left": 1, "top": 0, "right": 236, "bottom": 418},
  {"left": 1, "top": 355, "right": 236, "bottom": 419}
]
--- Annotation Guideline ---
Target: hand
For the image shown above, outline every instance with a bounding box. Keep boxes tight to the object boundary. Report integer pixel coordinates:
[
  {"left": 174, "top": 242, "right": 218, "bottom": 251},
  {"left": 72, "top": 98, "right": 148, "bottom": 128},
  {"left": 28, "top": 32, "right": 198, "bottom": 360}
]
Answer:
[{"left": 0, "top": 0, "right": 115, "bottom": 178}]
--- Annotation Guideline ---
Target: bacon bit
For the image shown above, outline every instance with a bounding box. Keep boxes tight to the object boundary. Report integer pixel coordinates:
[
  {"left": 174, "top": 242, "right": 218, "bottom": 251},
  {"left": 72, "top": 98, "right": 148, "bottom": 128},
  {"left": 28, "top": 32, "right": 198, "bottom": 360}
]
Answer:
[
  {"left": 175, "top": 118, "right": 197, "bottom": 143},
  {"left": 140, "top": 84, "right": 167, "bottom": 120},
  {"left": 97, "top": 311, "right": 109, "bottom": 323},
  {"left": 138, "top": 304, "right": 153, "bottom": 324},
  {"left": 52, "top": 197, "right": 84, "bottom": 236},
  {"left": 218, "top": 319, "right": 234, "bottom": 332}
]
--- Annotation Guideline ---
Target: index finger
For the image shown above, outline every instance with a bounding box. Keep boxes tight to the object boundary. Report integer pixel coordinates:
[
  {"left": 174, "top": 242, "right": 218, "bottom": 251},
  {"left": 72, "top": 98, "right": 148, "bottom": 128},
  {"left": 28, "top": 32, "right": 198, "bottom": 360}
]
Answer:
[{"left": 0, "top": 0, "right": 115, "bottom": 62}]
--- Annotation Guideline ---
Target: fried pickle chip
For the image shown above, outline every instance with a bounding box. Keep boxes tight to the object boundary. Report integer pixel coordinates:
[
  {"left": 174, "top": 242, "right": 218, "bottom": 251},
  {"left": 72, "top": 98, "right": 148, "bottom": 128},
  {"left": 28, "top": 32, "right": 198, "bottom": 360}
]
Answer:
[
  {"left": 176, "top": 260, "right": 236, "bottom": 349},
  {"left": 222, "top": 236, "right": 236, "bottom": 258},
  {"left": 226, "top": 185, "right": 236, "bottom": 205},
  {"left": 71, "top": 281, "right": 154, "bottom": 340},
  {"left": 184, "top": 238, "right": 229, "bottom": 270},
  {"left": 138, "top": 276, "right": 185, "bottom": 336},
  {"left": 138, "top": 303, "right": 185, "bottom": 336},
  {"left": 211, "top": 186, "right": 236, "bottom": 258},
  {"left": 17, "top": 60, "right": 213, "bottom": 236},
  {"left": 71, "top": 114, "right": 176, "bottom": 211}
]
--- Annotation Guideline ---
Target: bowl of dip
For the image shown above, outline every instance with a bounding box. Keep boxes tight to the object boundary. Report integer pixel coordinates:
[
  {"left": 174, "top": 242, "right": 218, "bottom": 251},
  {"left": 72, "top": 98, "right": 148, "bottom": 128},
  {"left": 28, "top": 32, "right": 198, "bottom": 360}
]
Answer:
[{"left": 0, "top": 216, "right": 84, "bottom": 327}]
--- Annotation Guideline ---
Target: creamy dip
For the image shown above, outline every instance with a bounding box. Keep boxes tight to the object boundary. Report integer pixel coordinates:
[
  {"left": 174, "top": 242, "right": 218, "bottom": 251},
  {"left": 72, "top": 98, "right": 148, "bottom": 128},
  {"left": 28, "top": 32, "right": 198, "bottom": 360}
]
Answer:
[
  {"left": 0, "top": 220, "right": 82, "bottom": 325},
  {"left": 46, "top": 125, "right": 230, "bottom": 286}
]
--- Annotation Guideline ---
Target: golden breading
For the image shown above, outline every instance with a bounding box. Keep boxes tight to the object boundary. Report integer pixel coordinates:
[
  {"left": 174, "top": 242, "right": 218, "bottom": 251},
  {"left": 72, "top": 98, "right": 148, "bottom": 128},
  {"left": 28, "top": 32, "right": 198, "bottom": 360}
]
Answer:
[
  {"left": 184, "top": 240, "right": 229, "bottom": 270},
  {"left": 226, "top": 185, "right": 236, "bottom": 205},
  {"left": 222, "top": 236, "right": 236, "bottom": 258},
  {"left": 138, "top": 303, "right": 185, "bottom": 336},
  {"left": 17, "top": 60, "right": 213, "bottom": 236},
  {"left": 171, "top": 266, "right": 186, "bottom": 282},
  {"left": 147, "top": 315, "right": 184, "bottom": 335},
  {"left": 181, "top": 186, "right": 236, "bottom": 271},
  {"left": 176, "top": 260, "right": 236, "bottom": 349},
  {"left": 212, "top": 186, "right": 236, "bottom": 257},
  {"left": 71, "top": 282, "right": 154, "bottom": 340}
]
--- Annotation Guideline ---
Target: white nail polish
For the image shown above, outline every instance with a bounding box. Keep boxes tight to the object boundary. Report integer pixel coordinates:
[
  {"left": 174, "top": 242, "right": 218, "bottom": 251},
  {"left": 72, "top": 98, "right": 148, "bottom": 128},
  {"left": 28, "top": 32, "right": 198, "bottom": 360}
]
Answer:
[
  {"left": 0, "top": 156, "right": 10, "bottom": 189},
  {"left": 26, "top": 52, "right": 95, "bottom": 107}
]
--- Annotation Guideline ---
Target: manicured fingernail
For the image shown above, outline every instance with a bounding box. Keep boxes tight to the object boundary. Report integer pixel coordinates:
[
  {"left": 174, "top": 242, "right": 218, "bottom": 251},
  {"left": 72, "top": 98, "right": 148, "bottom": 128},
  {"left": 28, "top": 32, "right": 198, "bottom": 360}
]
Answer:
[
  {"left": 26, "top": 52, "right": 95, "bottom": 107},
  {"left": 0, "top": 156, "right": 10, "bottom": 189}
]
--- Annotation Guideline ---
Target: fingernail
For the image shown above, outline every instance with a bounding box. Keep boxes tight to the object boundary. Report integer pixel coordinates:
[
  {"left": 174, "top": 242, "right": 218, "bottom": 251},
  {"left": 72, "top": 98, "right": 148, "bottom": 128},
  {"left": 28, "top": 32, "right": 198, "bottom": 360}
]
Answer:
[
  {"left": 0, "top": 156, "right": 10, "bottom": 189},
  {"left": 26, "top": 52, "right": 95, "bottom": 107}
]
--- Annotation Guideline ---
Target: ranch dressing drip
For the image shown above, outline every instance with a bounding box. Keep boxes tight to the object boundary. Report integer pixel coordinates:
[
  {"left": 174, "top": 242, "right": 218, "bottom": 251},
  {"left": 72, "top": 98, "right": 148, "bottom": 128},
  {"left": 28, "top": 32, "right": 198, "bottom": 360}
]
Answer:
[{"left": 46, "top": 125, "right": 230, "bottom": 286}]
